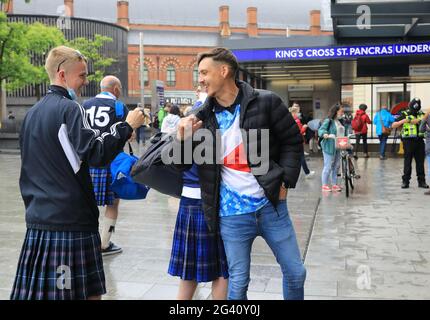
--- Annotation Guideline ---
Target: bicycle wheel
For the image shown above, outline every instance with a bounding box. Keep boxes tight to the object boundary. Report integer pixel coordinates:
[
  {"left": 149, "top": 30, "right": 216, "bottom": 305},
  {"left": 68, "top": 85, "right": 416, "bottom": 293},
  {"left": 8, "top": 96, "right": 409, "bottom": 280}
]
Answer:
[
  {"left": 342, "top": 156, "right": 349, "bottom": 197},
  {"left": 348, "top": 157, "right": 355, "bottom": 190}
]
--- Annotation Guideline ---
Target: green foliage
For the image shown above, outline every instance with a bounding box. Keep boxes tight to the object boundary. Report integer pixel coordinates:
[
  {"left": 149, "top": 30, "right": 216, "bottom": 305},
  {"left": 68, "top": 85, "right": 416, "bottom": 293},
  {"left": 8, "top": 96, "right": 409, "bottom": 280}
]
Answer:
[
  {"left": 67, "top": 34, "right": 116, "bottom": 84},
  {"left": 0, "top": 12, "right": 65, "bottom": 91},
  {"left": 0, "top": 9, "right": 115, "bottom": 92}
]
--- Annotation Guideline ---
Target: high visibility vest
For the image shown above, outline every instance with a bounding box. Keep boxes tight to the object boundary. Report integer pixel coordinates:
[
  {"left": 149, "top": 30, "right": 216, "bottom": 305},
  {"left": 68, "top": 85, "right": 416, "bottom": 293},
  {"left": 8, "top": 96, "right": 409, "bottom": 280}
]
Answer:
[{"left": 401, "top": 111, "right": 424, "bottom": 138}]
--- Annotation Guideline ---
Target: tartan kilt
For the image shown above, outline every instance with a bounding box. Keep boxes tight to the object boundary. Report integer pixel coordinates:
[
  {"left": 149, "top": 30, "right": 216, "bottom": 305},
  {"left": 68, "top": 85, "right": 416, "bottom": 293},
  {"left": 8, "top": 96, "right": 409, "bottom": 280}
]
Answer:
[
  {"left": 10, "top": 229, "right": 106, "bottom": 300},
  {"left": 168, "top": 197, "right": 229, "bottom": 282},
  {"left": 89, "top": 167, "right": 115, "bottom": 206}
]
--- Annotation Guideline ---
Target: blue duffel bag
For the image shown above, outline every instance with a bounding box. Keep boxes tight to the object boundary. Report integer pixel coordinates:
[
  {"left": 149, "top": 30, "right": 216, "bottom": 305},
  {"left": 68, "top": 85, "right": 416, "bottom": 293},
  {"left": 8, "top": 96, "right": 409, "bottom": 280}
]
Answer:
[{"left": 110, "top": 143, "right": 150, "bottom": 200}]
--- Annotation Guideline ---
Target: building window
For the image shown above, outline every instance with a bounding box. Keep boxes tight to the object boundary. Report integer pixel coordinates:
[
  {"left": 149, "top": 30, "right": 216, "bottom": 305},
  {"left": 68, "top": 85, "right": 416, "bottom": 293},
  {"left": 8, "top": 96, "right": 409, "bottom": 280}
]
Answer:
[
  {"left": 166, "top": 64, "right": 176, "bottom": 87},
  {"left": 144, "top": 65, "right": 149, "bottom": 87},
  {"left": 378, "top": 91, "right": 410, "bottom": 110},
  {"left": 193, "top": 65, "right": 199, "bottom": 86}
]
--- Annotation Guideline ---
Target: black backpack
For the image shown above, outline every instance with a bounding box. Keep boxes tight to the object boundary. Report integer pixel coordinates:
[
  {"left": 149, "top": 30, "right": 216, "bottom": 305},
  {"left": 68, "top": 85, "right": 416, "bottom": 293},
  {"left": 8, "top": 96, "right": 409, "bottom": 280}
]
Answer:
[{"left": 130, "top": 132, "right": 183, "bottom": 198}]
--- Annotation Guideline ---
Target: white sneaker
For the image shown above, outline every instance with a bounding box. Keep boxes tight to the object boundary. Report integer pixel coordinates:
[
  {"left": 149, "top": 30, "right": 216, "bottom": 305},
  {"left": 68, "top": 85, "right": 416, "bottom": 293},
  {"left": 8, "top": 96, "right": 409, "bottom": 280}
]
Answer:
[
  {"left": 304, "top": 152, "right": 310, "bottom": 156},
  {"left": 305, "top": 171, "right": 315, "bottom": 178}
]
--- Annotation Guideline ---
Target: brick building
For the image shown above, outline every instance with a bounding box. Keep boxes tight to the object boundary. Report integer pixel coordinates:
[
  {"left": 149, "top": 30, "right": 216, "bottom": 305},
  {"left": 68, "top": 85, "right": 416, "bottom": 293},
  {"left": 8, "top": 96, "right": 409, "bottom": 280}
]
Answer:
[{"left": 2, "top": 0, "right": 331, "bottom": 109}]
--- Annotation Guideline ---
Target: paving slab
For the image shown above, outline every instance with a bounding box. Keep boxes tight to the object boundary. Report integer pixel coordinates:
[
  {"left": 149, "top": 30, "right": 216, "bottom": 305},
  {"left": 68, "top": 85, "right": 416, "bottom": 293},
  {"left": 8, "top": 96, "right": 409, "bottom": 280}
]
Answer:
[{"left": 1, "top": 152, "right": 429, "bottom": 300}]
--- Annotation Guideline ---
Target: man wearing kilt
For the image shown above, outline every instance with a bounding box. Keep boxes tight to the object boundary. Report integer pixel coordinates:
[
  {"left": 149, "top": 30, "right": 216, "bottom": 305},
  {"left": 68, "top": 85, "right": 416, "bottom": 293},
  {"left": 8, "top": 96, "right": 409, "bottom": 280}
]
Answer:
[
  {"left": 83, "top": 76, "right": 131, "bottom": 256},
  {"left": 11, "top": 46, "right": 146, "bottom": 300}
]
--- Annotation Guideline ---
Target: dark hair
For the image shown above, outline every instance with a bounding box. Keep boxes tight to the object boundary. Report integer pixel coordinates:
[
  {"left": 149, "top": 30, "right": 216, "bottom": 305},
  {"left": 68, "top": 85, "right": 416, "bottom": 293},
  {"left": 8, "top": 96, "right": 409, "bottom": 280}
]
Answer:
[
  {"left": 358, "top": 103, "right": 367, "bottom": 111},
  {"left": 169, "top": 105, "right": 180, "bottom": 116},
  {"left": 328, "top": 103, "right": 343, "bottom": 120},
  {"left": 197, "top": 47, "right": 239, "bottom": 79}
]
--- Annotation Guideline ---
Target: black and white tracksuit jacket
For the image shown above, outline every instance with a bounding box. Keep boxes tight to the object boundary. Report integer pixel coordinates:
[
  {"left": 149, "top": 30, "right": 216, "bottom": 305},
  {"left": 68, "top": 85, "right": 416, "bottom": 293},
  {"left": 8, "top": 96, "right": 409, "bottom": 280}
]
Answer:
[{"left": 19, "top": 85, "right": 132, "bottom": 232}]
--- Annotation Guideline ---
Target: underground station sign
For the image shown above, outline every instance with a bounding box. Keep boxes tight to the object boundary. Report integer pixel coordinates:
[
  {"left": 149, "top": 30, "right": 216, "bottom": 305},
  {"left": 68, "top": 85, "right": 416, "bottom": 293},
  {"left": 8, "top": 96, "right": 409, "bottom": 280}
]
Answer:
[{"left": 232, "top": 42, "right": 430, "bottom": 62}]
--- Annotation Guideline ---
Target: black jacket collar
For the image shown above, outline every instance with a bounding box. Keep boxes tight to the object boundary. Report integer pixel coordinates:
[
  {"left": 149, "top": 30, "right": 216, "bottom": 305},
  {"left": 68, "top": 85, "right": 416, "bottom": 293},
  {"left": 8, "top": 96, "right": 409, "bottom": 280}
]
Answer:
[
  {"left": 48, "top": 85, "right": 73, "bottom": 100},
  {"left": 198, "top": 80, "right": 259, "bottom": 121}
]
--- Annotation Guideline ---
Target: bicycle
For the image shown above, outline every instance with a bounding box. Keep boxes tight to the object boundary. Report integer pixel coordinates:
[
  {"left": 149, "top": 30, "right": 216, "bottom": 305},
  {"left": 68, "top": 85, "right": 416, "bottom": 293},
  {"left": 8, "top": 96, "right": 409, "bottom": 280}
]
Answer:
[{"left": 335, "top": 134, "right": 359, "bottom": 198}]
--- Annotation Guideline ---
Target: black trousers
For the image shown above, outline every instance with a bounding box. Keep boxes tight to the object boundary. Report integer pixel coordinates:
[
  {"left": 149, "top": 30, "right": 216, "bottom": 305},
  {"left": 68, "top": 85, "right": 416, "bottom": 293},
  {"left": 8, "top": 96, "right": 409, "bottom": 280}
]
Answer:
[
  {"left": 355, "top": 133, "right": 368, "bottom": 154},
  {"left": 402, "top": 138, "right": 426, "bottom": 183}
]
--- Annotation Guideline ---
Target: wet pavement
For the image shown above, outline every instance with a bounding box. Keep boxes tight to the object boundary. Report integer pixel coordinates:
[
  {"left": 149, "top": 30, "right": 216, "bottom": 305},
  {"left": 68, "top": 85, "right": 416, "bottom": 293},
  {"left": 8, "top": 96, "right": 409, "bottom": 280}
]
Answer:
[{"left": 0, "top": 146, "right": 429, "bottom": 300}]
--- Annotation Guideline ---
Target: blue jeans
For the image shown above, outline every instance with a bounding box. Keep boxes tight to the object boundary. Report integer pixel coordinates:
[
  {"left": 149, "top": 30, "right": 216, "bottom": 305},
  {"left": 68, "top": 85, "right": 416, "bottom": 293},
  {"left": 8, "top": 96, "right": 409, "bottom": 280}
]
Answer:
[
  {"left": 427, "top": 155, "right": 430, "bottom": 180},
  {"left": 220, "top": 201, "right": 306, "bottom": 300},
  {"left": 378, "top": 135, "right": 388, "bottom": 157},
  {"left": 322, "top": 151, "right": 341, "bottom": 186}
]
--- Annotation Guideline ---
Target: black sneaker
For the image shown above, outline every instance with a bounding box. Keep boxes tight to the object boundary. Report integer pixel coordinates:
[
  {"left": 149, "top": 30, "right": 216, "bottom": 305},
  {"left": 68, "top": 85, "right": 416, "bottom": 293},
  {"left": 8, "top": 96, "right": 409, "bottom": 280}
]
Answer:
[
  {"left": 401, "top": 182, "right": 409, "bottom": 189},
  {"left": 418, "top": 182, "right": 429, "bottom": 189},
  {"left": 102, "top": 242, "right": 123, "bottom": 256}
]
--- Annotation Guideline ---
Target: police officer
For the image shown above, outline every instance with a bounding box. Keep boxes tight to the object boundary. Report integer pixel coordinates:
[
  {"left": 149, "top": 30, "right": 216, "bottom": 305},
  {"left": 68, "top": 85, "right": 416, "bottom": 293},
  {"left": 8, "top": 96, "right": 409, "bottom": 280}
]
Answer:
[{"left": 392, "top": 98, "right": 429, "bottom": 189}]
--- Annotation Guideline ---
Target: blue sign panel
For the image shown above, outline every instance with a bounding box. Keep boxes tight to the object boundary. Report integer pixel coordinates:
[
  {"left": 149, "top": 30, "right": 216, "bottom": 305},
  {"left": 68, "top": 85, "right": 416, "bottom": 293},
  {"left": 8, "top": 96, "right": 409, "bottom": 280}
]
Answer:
[{"left": 232, "top": 42, "right": 430, "bottom": 62}]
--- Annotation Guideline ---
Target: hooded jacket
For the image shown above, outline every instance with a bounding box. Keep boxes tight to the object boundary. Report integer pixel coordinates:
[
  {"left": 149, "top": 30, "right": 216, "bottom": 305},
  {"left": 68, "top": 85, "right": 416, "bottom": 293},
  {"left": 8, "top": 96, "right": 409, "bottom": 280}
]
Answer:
[{"left": 353, "top": 109, "right": 371, "bottom": 134}]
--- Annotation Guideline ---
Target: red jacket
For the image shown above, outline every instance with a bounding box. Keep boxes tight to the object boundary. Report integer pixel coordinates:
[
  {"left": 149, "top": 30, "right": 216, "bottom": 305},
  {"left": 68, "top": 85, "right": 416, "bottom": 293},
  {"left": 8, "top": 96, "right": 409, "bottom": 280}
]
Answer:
[
  {"left": 293, "top": 115, "right": 306, "bottom": 135},
  {"left": 354, "top": 109, "right": 371, "bottom": 134}
]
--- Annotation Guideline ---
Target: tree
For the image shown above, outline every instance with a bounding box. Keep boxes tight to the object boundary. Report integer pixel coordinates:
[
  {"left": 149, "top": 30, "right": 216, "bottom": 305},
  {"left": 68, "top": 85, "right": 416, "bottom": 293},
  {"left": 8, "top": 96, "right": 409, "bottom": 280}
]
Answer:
[
  {"left": 67, "top": 34, "right": 116, "bottom": 85},
  {"left": 0, "top": 5, "right": 116, "bottom": 123},
  {"left": 0, "top": 11, "right": 65, "bottom": 121}
]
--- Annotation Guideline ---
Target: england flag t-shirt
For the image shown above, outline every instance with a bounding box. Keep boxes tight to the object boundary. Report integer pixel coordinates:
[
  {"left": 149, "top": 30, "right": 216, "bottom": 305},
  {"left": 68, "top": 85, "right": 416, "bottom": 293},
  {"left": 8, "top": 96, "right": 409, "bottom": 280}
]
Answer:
[{"left": 215, "top": 103, "right": 269, "bottom": 217}]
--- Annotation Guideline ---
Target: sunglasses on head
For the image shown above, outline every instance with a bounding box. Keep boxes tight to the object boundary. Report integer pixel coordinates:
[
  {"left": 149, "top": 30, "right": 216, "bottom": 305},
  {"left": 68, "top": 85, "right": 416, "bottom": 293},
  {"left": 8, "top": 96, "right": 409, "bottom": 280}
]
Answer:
[{"left": 57, "top": 50, "right": 86, "bottom": 72}]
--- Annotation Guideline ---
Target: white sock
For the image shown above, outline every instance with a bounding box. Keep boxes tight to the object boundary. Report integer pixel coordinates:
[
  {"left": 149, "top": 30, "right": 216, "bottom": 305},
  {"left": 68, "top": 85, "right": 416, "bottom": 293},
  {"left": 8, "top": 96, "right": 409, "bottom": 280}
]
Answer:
[{"left": 101, "top": 217, "right": 117, "bottom": 250}]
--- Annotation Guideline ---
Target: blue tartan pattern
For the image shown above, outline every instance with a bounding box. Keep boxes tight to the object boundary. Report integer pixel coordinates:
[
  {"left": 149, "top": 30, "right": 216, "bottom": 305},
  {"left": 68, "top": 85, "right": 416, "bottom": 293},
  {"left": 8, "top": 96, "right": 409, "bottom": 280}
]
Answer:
[
  {"left": 168, "top": 197, "right": 229, "bottom": 282},
  {"left": 89, "top": 167, "right": 115, "bottom": 206},
  {"left": 10, "top": 229, "right": 106, "bottom": 300}
]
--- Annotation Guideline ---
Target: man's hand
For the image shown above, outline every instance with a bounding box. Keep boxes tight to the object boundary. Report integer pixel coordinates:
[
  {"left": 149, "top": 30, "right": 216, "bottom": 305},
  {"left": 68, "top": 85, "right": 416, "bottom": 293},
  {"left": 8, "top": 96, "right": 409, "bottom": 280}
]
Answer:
[
  {"left": 176, "top": 114, "right": 203, "bottom": 141},
  {"left": 126, "top": 108, "right": 147, "bottom": 130},
  {"left": 279, "top": 184, "right": 288, "bottom": 200},
  {"left": 392, "top": 119, "right": 404, "bottom": 129}
]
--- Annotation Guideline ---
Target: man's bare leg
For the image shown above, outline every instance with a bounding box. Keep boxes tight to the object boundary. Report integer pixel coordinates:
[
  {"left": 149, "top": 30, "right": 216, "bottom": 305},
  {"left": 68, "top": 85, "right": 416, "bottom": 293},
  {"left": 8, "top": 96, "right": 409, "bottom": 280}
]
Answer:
[{"left": 101, "top": 199, "right": 120, "bottom": 252}]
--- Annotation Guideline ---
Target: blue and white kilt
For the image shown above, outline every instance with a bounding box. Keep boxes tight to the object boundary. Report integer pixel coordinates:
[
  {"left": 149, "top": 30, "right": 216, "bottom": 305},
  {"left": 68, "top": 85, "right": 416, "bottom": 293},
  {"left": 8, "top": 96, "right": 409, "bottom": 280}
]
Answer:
[
  {"left": 10, "top": 229, "right": 106, "bottom": 300},
  {"left": 168, "top": 197, "right": 229, "bottom": 282},
  {"left": 89, "top": 167, "right": 116, "bottom": 206}
]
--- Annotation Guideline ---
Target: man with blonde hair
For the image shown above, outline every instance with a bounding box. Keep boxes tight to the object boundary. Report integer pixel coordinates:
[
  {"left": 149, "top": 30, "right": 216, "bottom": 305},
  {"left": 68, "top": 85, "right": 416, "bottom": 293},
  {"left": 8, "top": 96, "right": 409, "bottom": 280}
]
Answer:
[{"left": 11, "top": 45, "right": 146, "bottom": 300}]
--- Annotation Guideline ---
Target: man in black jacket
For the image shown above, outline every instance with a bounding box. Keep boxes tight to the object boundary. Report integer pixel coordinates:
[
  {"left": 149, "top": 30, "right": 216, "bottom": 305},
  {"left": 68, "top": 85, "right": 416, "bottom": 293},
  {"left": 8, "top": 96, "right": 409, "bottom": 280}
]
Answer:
[
  {"left": 175, "top": 47, "right": 306, "bottom": 300},
  {"left": 11, "top": 45, "right": 146, "bottom": 300}
]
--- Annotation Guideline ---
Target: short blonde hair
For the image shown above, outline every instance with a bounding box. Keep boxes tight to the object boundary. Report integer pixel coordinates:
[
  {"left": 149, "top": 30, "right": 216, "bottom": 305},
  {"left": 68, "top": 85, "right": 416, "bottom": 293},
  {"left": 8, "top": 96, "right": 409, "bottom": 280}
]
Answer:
[{"left": 45, "top": 45, "right": 87, "bottom": 82}]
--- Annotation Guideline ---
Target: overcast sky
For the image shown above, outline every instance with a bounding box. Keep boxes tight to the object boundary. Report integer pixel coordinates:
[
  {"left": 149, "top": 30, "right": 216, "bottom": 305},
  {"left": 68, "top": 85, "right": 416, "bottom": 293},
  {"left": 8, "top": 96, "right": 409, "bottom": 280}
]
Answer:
[{"left": 14, "top": 0, "right": 333, "bottom": 29}]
